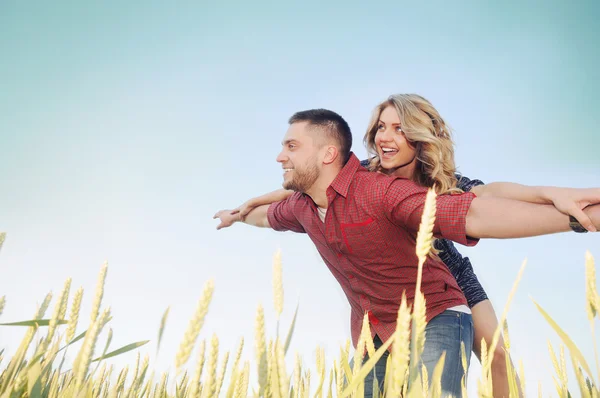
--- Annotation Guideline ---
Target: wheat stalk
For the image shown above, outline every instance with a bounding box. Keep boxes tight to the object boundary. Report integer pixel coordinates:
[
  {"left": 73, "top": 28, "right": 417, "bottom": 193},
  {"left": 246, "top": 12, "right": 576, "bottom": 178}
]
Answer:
[
  {"left": 352, "top": 326, "right": 367, "bottom": 377},
  {"left": 215, "top": 351, "right": 229, "bottom": 397},
  {"left": 314, "top": 346, "right": 326, "bottom": 398},
  {"left": 158, "top": 372, "right": 168, "bottom": 398},
  {"left": 268, "top": 339, "right": 281, "bottom": 398},
  {"left": 585, "top": 250, "right": 600, "bottom": 385},
  {"left": 327, "top": 367, "right": 334, "bottom": 398},
  {"left": 273, "top": 249, "right": 284, "bottom": 319},
  {"left": 232, "top": 337, "right": 244, "bottom": 369},
  {"left": 200, "top": 333, "right": 219, "bottom": 398},
  {"left": 360, "top": 314, "right": 375, "bottom": 359},
  {"left": 294, "top": 352, "right": 302, "bottom": 397},
  {"left": 389, "top": 293, "right": 411, "bottom": 396},
  {"left": 0, "top": 300, "right": 50, "bottom": 395},
  {"left": 43, "top": 277, "right": 71, "bottom": 353},
  {"left": 175, "top": 279, "right": 214, "bottom": 371},
  {"left": 240, "top": 361, "right": 250, "bottom": 397},
  {"left": 421, "top": 362, "right": 429, "bottom": 397},
  {"left": 479, "top": 338, "right": 492, "bottom": 397},
  {"left": 334, "top": 360, "right": 343, "bottom": 397},
  {"left": 90, "top": 262, "right": 108, "bottom": 323},
  {"left": 225, "top": 340, "right": 244, "bottom": 398},
  {"left": 548, "top": 341, "right": 567, "bottom": 397},
  {"left": 408, "top": 188, "right": 436, "bottom": 390},
  {"left": 518, "top": 359, "right": 526, "bottom": 397},
  {"left": 559, "top": 344, "right": 569, "bottom": 396},
  {"left": 255, "top": 303, "right": 268, "bottom": 395},
  {"left": 461, "top": 341, "right": 468, "bottom": 398},
  {"left": 276, "top": 337, "right": 290, "bottom": 397},
  {"left": 409, "top": 290, "right": 427, "bottom": 381},
  {"left": 74, "top": 307, "right": 111, "bottom": 392},
  {"left": 36, "top": 291, "right": 53, "bottom": 319},
  {"left": 66, "top": 286, "right": 84, "bottom": 343},
  {"left": 415, "top": 188, "right": 437, "bottom": 289}
]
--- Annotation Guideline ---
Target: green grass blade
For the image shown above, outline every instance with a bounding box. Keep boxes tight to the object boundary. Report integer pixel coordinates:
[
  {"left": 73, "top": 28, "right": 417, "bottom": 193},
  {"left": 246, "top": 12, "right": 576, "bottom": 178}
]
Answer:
[
  {"left": 27, "top": 362, "right": 43, "bottom": 398},
  {"left": 92, "top": 340, "right": 150, "bottom": 362},
  {"left": 93, "top": 328, "right": 113, "bottom": 374},
  {"left": 340, "top": 333, "right": 395, "bottom": 398},
  {"left": 0, "top": 319, "right": 67, "bottom": 327},
  {"left": 429, "top": 351, "right": 447, "bottom": 397},
  {"left": 156, "top": 306, "right": 170, "bottom": 356},
  {"left": 100, "top": 328, "right": 113, "bottom": 359},
  {"left": 531, "top": 297, "right": 594, "bottom": 378},
  {"left": 284, "top": 301, "right": 299, "bottom": 355},
  {"left": 57, "top": 316, "right": 113, "bottom": 353}
]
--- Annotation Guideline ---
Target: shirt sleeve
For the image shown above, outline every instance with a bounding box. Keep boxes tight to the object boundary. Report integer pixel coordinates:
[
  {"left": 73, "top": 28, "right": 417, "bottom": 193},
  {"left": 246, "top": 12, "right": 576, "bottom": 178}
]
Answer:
[
  {"left": 266, "top": 193, "right": 306, "bottom": 233},
  {"left": 385, "top": 178, "right": 479, "bottom": 247}
]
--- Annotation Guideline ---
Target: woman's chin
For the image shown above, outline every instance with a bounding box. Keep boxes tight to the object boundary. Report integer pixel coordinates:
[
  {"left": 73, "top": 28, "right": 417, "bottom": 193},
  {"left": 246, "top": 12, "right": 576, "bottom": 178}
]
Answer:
[{"left": 379, "top": 158, "right": 398, "bottom": 170}]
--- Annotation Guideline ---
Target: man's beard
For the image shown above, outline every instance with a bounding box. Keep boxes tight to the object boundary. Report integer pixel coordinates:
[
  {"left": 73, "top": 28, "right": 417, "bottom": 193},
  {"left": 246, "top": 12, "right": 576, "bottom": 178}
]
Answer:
[{"left": 283, "top": 162, "right": 319, "bottom": 193}]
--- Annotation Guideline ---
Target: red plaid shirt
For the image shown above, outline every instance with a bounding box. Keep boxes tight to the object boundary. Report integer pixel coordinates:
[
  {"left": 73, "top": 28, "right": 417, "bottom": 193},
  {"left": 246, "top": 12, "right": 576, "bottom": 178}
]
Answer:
[{"left": 267, "top": 153, "right": 479, "bottom": 348}]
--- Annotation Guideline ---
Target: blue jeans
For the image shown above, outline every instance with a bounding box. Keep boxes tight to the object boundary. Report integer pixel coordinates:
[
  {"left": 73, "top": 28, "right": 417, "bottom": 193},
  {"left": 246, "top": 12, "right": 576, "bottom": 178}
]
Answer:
[{"left": 360, "top": 310, "right": 474, "bottom": 397}]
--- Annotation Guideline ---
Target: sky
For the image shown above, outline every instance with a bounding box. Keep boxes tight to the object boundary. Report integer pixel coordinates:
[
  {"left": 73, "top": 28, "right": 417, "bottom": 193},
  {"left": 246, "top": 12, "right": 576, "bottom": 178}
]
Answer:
[{"left": 1, "top": 0, "right": 599, "bottom": 396}]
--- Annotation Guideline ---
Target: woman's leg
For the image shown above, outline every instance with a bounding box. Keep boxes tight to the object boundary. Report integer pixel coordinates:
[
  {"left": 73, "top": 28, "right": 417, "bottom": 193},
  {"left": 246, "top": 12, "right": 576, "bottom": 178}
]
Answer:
[{"left": 471, "top": 299, "right": 522, "bottom": 398}]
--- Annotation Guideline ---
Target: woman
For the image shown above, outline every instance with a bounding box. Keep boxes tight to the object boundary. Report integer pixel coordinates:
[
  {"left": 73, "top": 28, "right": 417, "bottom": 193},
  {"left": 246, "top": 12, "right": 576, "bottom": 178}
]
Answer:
[{"left": 220, "top": 94, "right": 574, "bottom": 396}]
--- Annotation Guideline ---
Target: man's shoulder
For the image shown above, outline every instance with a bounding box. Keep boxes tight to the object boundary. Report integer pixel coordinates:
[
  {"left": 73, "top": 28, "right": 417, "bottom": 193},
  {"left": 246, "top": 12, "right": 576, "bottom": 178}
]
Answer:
[
  {"left": 274, "top": 191, "right": 308, "bottom": 208},
  {"left": 288, "top": 191, "right": 307, "bottom": 201}
]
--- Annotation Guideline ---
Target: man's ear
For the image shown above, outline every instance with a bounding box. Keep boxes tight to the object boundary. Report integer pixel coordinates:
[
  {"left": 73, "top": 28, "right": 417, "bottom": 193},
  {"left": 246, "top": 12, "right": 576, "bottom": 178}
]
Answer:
[{"left": 322, "top": 145, "right": 339, "bottom": 165}]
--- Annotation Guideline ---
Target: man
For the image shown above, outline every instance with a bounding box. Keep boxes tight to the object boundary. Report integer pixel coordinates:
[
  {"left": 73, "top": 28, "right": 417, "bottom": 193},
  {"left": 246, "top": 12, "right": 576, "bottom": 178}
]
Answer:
[{"left": 214, "top": 109, "right": 600, "bottom": 396}]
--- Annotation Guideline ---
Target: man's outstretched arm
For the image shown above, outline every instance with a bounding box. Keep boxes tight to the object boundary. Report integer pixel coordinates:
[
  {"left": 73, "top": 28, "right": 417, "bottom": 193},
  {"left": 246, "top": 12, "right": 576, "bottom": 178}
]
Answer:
[
  {"left": 213, "top": 204, "right": 271, "bottom": 230},
  {"left": 215, "top": 193, "right": 306, "bottom": 233},
  {"left": 465, "top": 197, "right": 600, "bottom": 239}
]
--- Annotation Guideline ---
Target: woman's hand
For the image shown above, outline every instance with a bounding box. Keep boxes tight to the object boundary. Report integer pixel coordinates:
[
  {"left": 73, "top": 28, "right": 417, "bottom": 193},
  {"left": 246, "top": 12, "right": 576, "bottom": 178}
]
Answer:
[
  {"left": 235, "top": 199, "right": 260, "bottom": 220},
  {"left": 213, "top": 209, "right": 241, "bottom": 230},
  {"left": 545, "top": 187, "right": 600, "bottom": 232}
]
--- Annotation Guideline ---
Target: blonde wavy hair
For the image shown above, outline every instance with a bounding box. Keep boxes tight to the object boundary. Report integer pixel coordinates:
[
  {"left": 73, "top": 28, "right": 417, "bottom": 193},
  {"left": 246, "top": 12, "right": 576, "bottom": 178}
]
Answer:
[{"left": 363, "top": 94, "right": 462, "bottom": 195}]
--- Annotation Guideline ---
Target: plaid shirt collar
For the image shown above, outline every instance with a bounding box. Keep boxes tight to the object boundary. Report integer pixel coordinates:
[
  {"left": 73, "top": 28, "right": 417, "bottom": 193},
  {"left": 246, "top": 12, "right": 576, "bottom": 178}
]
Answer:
[{"left": 328, "top": 152, "right": 361, "bottom": 198}]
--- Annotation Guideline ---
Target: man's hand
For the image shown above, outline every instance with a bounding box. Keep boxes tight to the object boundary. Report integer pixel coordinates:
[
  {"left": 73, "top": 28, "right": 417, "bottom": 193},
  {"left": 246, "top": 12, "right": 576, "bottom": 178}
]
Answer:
[
  {"left": 213, "top": 209, "right": 241, "bottom": 230},
  {"left": 545, "top": 187, "right": 600, "bottom": 232}
]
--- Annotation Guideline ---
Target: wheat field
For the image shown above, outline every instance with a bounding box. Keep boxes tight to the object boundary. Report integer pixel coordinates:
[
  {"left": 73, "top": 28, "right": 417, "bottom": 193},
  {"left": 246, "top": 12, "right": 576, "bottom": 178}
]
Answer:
[{"left": 0, "top": 191, "right": 599, "bottom": 397}]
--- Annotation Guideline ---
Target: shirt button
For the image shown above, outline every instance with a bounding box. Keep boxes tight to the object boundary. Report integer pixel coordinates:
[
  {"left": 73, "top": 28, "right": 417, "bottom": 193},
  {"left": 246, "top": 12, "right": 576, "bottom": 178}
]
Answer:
[{"left": 368, "top": 311, "right": 380, "bottom": 325}]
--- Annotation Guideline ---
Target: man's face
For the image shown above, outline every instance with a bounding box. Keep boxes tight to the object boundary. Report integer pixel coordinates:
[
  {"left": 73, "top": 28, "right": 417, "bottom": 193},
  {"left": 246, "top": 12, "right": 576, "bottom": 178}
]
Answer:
[{"left": 276, "top": 122, "right": 321, "bottom": 193}]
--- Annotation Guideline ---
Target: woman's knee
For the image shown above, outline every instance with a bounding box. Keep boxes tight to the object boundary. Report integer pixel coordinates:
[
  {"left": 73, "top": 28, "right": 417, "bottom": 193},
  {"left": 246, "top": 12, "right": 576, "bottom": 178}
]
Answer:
[{"left": 490, "top": 345, "right": 509, "bottom": 374}]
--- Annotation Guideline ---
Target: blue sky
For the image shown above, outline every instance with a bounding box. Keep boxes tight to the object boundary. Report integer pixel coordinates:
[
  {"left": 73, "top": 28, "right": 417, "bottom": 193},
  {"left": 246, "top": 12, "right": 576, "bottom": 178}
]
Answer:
[{"left": 1, "top": 1, "right": 599, "bottom": 395}]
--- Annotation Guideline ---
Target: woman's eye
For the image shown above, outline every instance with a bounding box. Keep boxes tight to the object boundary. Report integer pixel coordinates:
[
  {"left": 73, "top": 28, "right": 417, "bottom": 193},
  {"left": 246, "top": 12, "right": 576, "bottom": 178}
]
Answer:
[{"left": 377, "top": 124, "right": 384, "bottom": 130}]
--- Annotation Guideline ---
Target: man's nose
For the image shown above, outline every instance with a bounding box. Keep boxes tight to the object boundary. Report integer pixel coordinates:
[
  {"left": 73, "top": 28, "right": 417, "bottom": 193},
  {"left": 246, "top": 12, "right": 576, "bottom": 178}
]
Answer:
[{"left": 276, "top": 151, "right": 287, "bottom": 163}]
